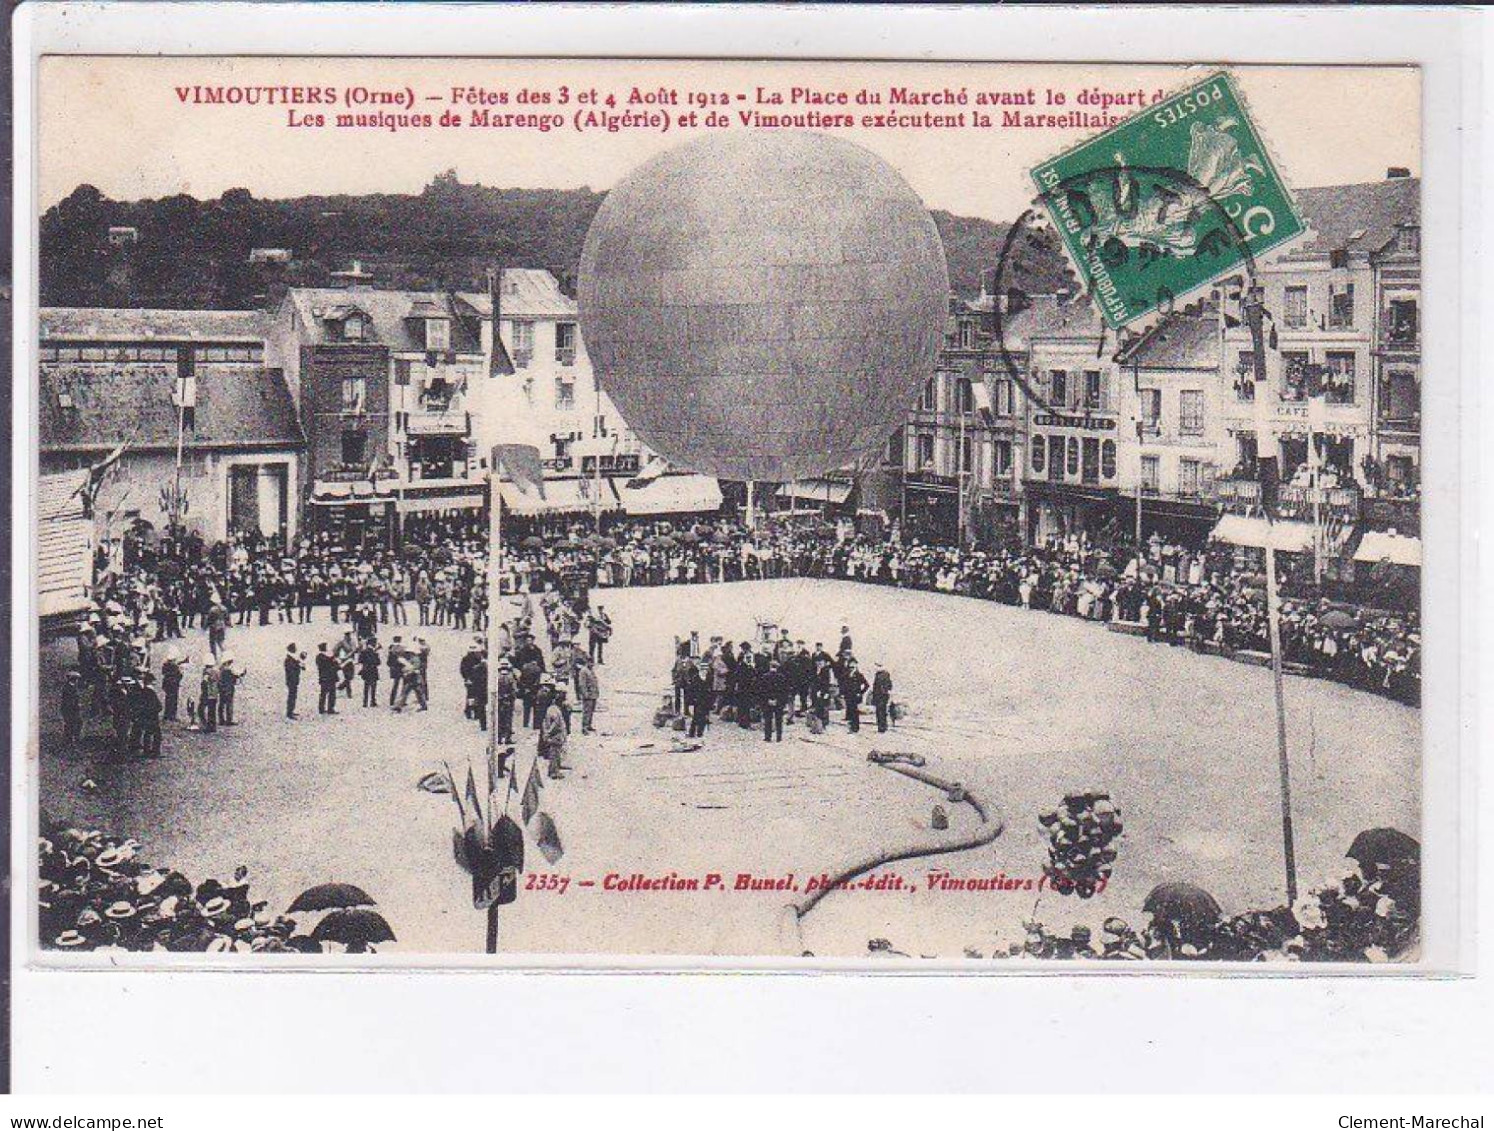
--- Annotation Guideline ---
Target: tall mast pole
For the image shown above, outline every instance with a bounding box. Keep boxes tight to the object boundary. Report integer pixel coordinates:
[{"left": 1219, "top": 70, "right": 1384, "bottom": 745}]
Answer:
[{"left": 1244, "top": 284, "right": 1299, "bottom": 906}]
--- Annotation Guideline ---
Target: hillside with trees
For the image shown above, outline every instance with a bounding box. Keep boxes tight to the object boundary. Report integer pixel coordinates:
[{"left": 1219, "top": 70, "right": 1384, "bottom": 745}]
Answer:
[{"left": 39, "top": 170, "right": 1072, "bottom": 310}]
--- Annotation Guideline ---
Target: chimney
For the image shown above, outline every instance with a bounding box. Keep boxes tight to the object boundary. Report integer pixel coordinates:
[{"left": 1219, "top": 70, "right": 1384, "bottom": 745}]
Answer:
[
  {"left": 1386, "top": 167, "right": 1411, "bottom": 180},
  {"left": 979, "top": 267, "right": 998, "bottom": 300}
]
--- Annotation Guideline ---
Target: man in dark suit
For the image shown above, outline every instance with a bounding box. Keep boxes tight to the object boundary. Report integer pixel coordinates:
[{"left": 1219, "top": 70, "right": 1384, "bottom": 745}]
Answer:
[
  {"left": 842, "top": 658, "right": 869, "bottom": 734},
  {"left": 315, "top": 643, "right": 339, "bottom": 715},
  {"left": 284, "top": 643, "right": 305, "bottom": 718},
  {"left": 759, "top": 660, "right": 787, "bottom": 743},
  {"left": 871, "top": 662, "right": 894, "bottom": 733}
]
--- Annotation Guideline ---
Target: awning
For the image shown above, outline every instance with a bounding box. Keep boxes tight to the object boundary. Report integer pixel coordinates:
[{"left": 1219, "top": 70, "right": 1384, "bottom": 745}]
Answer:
[
  {"left": 498, "top": 476, "right": 621, "bottom": 517},
  {"left": 618, "top": 473, "right": 723, "bottom": 516},
  {"left": 395, "top": 484, "right": 487, "bottom": 514},
  {"left": 777, "top": 478, "right": 852, "bottom": 505},
  {"left": 1354, "top": 530, "right": 1421, "bottom": 567},
  {"left": 38, "top": 470, "right": 93, "bottom": 618},
  {"left": 1209, "top": 514, "right": 1316, "bottom": 552}
]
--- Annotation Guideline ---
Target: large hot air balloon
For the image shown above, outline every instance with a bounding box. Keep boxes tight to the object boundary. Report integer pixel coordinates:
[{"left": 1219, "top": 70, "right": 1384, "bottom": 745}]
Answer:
[{"left": 578, "top": 131, "right": 949, "bottom": 483}]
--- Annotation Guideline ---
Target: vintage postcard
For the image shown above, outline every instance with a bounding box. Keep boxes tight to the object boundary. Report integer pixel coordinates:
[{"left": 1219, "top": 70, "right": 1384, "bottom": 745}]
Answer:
[{"left": 27, "top": 55, "right": 1427, "bottom": 966}]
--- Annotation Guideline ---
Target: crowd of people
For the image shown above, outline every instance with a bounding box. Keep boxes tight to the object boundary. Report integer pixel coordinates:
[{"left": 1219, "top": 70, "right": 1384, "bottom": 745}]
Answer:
[
  {"left": 657, "top": 623, "right": 893, "bottom": 744},
  {"left": 58, "top": 511, "right": 1418, "bottom": 765},
  {"left": 39, "top": 816, "right": 392, "bottom": 953}
]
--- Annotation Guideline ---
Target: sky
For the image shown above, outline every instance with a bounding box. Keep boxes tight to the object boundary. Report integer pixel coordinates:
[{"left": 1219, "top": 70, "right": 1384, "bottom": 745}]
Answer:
[{"left": 38, "top": 58, "right": 1421, "bottom": 222}]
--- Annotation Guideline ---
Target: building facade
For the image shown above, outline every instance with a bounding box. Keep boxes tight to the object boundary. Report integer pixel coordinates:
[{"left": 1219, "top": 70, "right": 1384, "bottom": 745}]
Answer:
[{"left": 38, "top": 308, "right": 303, "bottom": 546}]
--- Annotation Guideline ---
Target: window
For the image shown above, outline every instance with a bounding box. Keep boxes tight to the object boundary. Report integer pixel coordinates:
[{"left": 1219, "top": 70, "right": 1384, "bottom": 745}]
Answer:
[
  {"left": 1081, "top": 437, "right": 1100, "bottom": 484},
  {"left": 1180, "top": 458, "right": 1201, "bottom": 497},
  {"left": 1235, "top": 433, "right": 1259, "bottom": 476},
  {"left": 1049, "top": 369, "right": 1067, "bottom": 408},
  {"left": 887, "top": 428, "right": 905, "bottom": 464},
  {"left": 556, "top": 322, "right": 577, "bottom": 365},
  {"left": 56, "top": 347, "right": 80, "bottom": 362},
  {"left": 39, "top": 346, "right": 58, "bottom": 362},
  {"left": 1031, "top": 435, "right": 1046, "bottom": 474},
  {"left": 342, "top": 315, "right": 365, "bottom": 341},
  {"left": 57, "top": 391, "right": 75, "bottom": 410},
  {"left": 1387, "top": 299, "right": 1418, "bottom": 344},
  {"left": 1066, "top": 436, "right": 1079, "bottom": 476},
  {"left": 1235, "top": 351, "right": 1256, "bottom": 400},
  {"left": 340, "top": 429, "right": 367, "bottom": 466},
  {"left": 960, "top": 435, "right": 974, "bottom": 474},
  {"left": 1397, "top": 227, "right": 1420, "bottom": 255},
  {"left": 555, "top": 379, "right": 576, "bottom": 411},
  {"left": 1084, "top": 370, "right": 1104, "bottom": 411},
  {"left": 394, "top": 359, "right": 412, "bottom": 387},
  {"left": 1101, "top": 439, "right": 1117, "bottom": 479},
  {"left": 1141, "top": 455, "right": 1160, "bottom": 494},
  {"left": 425, "top": 318, "right": 451, "bottom": 352},
  {"left": 1324, "top": 351, "right": 1356, "bottom": 404},
  {"left": 955, "top": 377, "right": 973, "bottom": 415},
  {"left": 1382, "top": 371, "right": 1418, "bottom": 422},
  {"left": 995, "top": 379, "right": 1014, "bottom": 417},
  {"left": 921, "top": 378, "right": 937, "bottom": 411},
  {"left": 993, "top": 439, "right": 1012, "bottom": 475},
  {"left": 1282, "top": 351, "right": 1311, "bottom": 401},
  {"left": 1329, "top": 282, "right": 1355, "bottom": 329},
  {"left": 341, "top": 376, "right": 366, "bottom": 414},
  {"left": 81, "top": 347, "right": 106, "bottom": 362},
  {"left": 916, "top": 432, "right": 935, "bottom": 469},
  {"left": 1283, "top": 285, "right": 1308, "bottom": 329},
  {"left": 511, "top": 321, "right": 535, "bottom": 367},
  {"left": 1179, "top": 390, "right": 1204, "bottom": 436},
  {"left": 1139, "top": 388, "right": 1161, "bottom": 433},
  {"left": 1329, "top": 248, "right": 1350, "bottom": 270},
  {"left": 958, "top": 319, "right": 975, "bottom": 350}
]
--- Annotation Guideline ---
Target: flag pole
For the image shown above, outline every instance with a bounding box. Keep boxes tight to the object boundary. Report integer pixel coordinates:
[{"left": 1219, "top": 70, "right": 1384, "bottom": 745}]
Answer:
[
  {"left": 1244, "top": 285, "right": 1299, "bottom": 906},
  {"left": 485, "top": 452, "right": 504, "bottom": 955}
]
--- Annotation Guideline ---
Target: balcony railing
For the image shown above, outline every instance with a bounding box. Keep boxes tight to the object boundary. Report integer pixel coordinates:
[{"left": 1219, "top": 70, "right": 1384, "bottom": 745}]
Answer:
[
  {"left": 556, "top": 347, "right": 576, "bottom": 367},
  {"left": 1211, "top": 477, "right": 1362, "bottom": 520},
  {"left": 1380, "top": 328, "right": 1420, "bottom": 352},
  {"left": 405, "top": 410, "right": 470, "bottom": 437}
]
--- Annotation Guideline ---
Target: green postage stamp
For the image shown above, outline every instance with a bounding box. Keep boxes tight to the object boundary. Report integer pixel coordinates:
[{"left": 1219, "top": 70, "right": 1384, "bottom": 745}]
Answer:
[{"left": 1032, "top": 70, "right": 1306, "bottom": 329}]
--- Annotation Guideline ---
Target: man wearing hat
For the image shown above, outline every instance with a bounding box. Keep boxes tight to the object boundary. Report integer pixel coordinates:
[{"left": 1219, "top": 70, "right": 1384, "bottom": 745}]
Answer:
[
  {"left": 132, "top": 673, "right": 163, "bottom": 757},
  {"left": 216, "top": 653, "right": 241, "bottom": 726},
  {"left": 459, "top": 638, "right": 483, "bottom": 720},
  {"left": 574, "top": 653, "right": 599, "bottom": 735},
  {"left": 532, "top": 673, "right": 556, "bottom": 734},
  {"left": 314, "top": 643, "right": 339, "bottom": 715},
  {"left": 196, "top": 659, "right": 219, "bottom": 733},
  {"left": 586, "top": 604, "right": 612, "bottom": 665},
  {"left": 540, "top": 685, "right": 570, "bottom": 779},
  {"left": 284, "top": 643, "right": 305, "bottom": 719},
  {"left": 841, "top": 658, "right": 869, "bottom": 734},
  {"left": 871, "top": 662, "right": 894, "bottom": 734},
  {"left": 494, "top": 656, "right": 516, "bottom": 743},
  {"left": 160, "top": 653, "right": 183, "bottom": 723},
  {"left": 759, "top": 659, "right": 787, "bottom": 743}
]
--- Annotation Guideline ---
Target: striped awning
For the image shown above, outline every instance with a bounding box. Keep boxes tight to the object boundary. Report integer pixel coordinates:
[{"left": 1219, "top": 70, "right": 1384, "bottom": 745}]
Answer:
[{"left": 498, "top": 476, "right": 620, "bottom": 517}]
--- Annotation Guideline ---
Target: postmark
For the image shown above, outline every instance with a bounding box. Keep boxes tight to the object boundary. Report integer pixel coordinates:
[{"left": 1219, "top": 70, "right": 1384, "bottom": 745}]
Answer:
[{"left": 1031, "top": 70, "right": 1304, "bottom": 329}]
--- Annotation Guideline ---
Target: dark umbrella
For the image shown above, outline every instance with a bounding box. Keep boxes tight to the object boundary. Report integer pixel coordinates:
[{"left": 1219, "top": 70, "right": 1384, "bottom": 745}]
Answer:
[
  {"left": 310, "top": 907, "right": 396, "bottom": 949},
  {"left": 712, "top": 530, "right": 732, "bottom": 545},
  {"left": 1347, "top": 828, "right": 1420, "bottom": 871},
  {"left": 1320, "top": 609, "right": 1358, "bottom": 631},
  {"left": 693, "top": 524, "right": 714, "bottom": 538},
  {"left": 522, "top": 535, "right": 545, "bottom": 550},
  {"left": 1095, "top": 561, "right": 1118, "bottom": 579},
  {"left": 678, "top": 530, "right": 699, "bottom": 544},
  {"left": 599, "top": 536, "right": 619, "bottom": 551},
  {"left": 1143, "top": 882, "right": 1223, "bottom": 935},
  {"left": 287, "top": 883, "right": 377, "bottom": 914}
]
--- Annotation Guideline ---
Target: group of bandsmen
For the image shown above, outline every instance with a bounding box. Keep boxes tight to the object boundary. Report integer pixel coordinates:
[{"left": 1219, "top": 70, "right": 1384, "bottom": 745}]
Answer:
[{"left": 666, "top": 624, "right": 894, "bottom": 743}]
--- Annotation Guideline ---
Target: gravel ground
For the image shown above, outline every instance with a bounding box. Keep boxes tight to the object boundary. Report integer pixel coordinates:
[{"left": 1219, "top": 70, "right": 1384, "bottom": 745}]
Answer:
[{"left": 36, "top": 578, "right": 1420, "bottom": 961}]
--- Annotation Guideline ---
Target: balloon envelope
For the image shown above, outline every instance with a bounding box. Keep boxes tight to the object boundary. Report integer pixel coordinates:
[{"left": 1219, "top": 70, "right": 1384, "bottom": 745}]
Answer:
[{"left": 579, "top": 131, "right": 949, "bottom": 482}]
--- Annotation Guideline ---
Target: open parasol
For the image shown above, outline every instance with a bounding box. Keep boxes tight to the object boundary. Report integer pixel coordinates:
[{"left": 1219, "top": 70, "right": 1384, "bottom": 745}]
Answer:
[
  {"left": 1143, "top": 882, "right": 1223, "bottom": 935},
  {"left": 1347, "top": 828, "right": 1420, "bottom": 871},
  {"left": 1320, "top": 609, "right": 1358, "bottom": 631},
  {"left": 287, "top": 883, "right": 377, "bottom": 913},
  {"left": 310, "top": 907, "right": 396, "bottom": 949}
]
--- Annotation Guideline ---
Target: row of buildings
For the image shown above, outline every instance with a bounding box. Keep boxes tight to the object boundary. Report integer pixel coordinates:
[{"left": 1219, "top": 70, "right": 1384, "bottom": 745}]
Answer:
[
  {"left": 37, "top": 171, "right": 1420, "bottom": 586},
  {"left": 38, "top": 267, "right": 721, "bottom": 558},
  {"left": 884, "top": 170, "right": 1421, "bottom": 568}
]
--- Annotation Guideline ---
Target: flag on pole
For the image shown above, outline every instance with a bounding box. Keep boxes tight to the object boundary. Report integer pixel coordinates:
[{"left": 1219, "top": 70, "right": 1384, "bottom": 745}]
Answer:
[
  {"left": 488, "top": 268, "right": 516, "bottom": 377},
  {"left": 533, "top": 811, "right": 565, "bottom": 865},
  {"left": 172, "top": 376, "right": 198, "bottom": 431},
  {"left": 493, "top": 443, "right": 546, "bottom": 500},
  {"left": 521, "top": 761, "right": 543, "bottom": 825},
  {"left": 76, "top": 441, "right": 128, "bottom": 516},
  {"left": 626, "top": 453, "right": 670, "bottom": 488}
]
